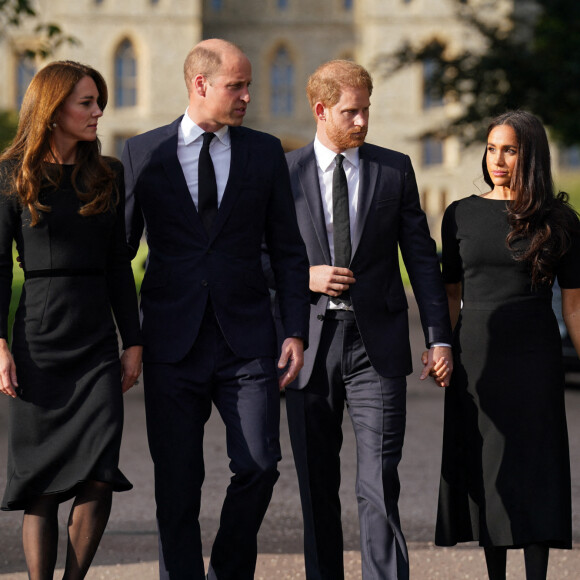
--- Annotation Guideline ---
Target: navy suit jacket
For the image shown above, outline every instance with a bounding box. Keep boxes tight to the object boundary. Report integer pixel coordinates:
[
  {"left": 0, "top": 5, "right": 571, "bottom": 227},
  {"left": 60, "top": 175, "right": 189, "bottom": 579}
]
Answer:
[
  {"left": 286, "top": 141, "right": 452, "bottom": 387},
  {"left": 122, "top": 117, "right": 310, "bottom": 364}
]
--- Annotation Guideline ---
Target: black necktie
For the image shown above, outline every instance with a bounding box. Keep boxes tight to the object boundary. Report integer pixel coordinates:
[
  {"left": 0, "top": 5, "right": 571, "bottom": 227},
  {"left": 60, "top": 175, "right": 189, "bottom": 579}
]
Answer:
[
  {"left": 198, "top": 132, "right": 217, "bottom": 234},
  {"left": 333, "top": 154, "right": 351, "bottom": 268},
  {"left": 332, "top": 153, "right": 351, "bottom": 302}
]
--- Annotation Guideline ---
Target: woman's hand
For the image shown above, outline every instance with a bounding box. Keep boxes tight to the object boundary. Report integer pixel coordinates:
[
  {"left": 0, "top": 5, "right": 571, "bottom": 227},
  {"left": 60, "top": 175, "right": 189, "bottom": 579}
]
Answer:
[
  {"left": 0, "top": 339, "right": 18, "bottom": 398},
  {"left": 120, "top": 345, "right": 143, "bottom": 393},
  {"left": 420, "top": 346, "right": 452, "bottom": 388}
]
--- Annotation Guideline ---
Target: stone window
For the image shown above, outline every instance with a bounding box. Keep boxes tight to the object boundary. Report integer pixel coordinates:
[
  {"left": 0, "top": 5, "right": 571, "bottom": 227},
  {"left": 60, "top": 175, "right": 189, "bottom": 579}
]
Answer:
[
  {"left": 115, "top": 39, "right": 137, "bottom": 108},
  {"left": 423, "top": 59, "right": 443, "bottom": 109},
  {"left": 422, "top": 138, "right": 444, "bottom": 167},
  {"left": 16, "top": 55, "right": 36, "bottom": 109},
  {"left": 270, "top": 46, "right": 294, "bottom": 116}
]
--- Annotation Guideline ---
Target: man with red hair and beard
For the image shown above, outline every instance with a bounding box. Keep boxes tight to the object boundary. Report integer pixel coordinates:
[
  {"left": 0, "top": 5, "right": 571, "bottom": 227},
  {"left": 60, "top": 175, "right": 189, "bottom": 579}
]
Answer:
[{"left": 283, "top": 60, "right": 453, "bottom": 580}]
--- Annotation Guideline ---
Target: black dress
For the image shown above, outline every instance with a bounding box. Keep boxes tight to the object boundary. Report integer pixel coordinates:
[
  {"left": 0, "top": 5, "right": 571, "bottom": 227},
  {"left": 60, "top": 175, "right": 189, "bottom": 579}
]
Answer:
[
  {"left": 0, "top": 160, "right": 141, "bottom": 511},
  {"left": 435, "top": 195, "right": 580, "bottom": 549}
]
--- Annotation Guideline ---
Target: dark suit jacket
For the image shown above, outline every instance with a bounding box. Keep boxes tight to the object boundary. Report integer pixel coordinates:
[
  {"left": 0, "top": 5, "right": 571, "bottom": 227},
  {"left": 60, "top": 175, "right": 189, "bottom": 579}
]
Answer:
[
  {"left": 122, "top": 117, "right": 309, "bottom": 364},
  {"left": 286, "top": 141, "right": 452, "bottom": 387}
]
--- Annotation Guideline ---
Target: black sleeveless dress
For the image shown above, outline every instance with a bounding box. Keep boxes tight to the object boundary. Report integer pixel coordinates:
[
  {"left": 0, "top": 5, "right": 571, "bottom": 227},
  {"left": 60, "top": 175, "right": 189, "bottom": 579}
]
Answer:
[
  {"left": 0, "top": 160, "right": 141, "bottom": 510},
  {"left": 435, "top": 195, "right": 580, "bottom": 549}
]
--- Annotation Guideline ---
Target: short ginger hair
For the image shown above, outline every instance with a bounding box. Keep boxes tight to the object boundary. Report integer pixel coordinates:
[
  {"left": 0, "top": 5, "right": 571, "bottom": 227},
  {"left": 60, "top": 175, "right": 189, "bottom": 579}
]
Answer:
[{"left": 306, "top": 60, "right": 373, "bottom": 112}]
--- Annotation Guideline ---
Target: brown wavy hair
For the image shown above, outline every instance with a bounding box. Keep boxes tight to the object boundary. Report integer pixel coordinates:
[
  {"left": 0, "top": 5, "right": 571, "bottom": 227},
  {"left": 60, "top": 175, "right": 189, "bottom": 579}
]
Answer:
[
  {"left": 0, "top": 60, "right": 117, "bottom": 226},
  {"left": 482, "top": 110, "right": 580, "bottom": 285}
]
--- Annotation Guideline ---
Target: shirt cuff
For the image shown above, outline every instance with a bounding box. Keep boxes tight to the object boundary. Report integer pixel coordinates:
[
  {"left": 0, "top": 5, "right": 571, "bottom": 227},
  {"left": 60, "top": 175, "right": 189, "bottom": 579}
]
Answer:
[{"left": 430, "top": 342, "right": 452, "bottom": 348}]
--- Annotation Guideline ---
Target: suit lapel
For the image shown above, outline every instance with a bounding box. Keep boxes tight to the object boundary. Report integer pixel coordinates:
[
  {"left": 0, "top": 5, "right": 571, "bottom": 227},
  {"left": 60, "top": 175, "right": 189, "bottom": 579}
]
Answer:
[
  {"left": 352, "top": 144, "right": 380, "bottom": 259},
  {"left": 298, "top": 146, "right": 332, "bottom": 264},
  {"left": 159, "top": 118, "right": 206, "bottom": 237},
  {"left": 210, "top": 126, "right": 248, "bottom": 240}
]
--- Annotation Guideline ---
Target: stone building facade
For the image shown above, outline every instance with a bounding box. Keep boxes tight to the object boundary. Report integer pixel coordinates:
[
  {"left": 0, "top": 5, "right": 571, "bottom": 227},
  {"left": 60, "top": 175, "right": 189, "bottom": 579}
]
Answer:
[
  {"left": 0, "top": 0, "right": 202, "bottom": 157},
  {"left": 1, "top": 0, "right": 558, "bottom": 233}
]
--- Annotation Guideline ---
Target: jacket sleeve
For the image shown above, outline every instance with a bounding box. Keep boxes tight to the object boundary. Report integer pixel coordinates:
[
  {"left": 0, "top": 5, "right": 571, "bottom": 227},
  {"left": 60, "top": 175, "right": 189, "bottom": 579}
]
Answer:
[
  {"left": 121, "top": 139, "right": 145, "bottom": 260},
  {"left": 397, "top": 155, "right": 452, "bottom": 347},
  {"left": 264, "top": 144, "right": 310, "bottom": 348}
]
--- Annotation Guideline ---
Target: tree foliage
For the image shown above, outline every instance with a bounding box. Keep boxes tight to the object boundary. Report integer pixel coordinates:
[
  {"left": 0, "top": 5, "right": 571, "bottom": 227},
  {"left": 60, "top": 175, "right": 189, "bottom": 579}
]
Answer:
[
  {"left": 0, "top": 110, "right": 18, "bottom": 150},
  {"left": 375, "top": 0, "right": 580, "bottom": 145},
  {"left": 0, "top": 1, "right": 78, "bottom": 149},
  {"left": 0, "top": 0, "right": 77, "bottom": 58}
]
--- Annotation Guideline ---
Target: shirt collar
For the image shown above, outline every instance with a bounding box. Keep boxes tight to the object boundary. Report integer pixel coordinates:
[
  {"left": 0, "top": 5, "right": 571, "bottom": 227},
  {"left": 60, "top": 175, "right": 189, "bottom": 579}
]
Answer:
[
  {"left": 181, "top": 108, "right": 230, "bottom": 147},
  {"left": 313, "top": 135, "right": 360, "bottom": 172}
]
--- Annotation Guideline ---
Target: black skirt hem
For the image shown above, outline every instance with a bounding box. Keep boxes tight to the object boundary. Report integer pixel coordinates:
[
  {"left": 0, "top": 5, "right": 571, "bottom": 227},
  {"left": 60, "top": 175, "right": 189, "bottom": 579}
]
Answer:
[{"left": 1, "top": 476, "right": 133, "bottom": 512}]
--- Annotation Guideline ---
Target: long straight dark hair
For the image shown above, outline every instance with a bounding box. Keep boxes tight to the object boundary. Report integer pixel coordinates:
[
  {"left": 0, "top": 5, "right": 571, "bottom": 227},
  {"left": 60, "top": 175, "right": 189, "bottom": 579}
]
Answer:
[{"left": 482, "top": 110, "right": 579, "bottom": 285}]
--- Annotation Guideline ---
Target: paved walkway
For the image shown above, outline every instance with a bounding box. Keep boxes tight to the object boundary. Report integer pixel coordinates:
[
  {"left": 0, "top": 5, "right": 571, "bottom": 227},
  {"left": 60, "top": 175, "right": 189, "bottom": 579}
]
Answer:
[
  {"left": 2, "top": 297, "right": 579, "bottom": 579},
  {"left": 1, "top": 543, "right": 580, "bottom": 579}
]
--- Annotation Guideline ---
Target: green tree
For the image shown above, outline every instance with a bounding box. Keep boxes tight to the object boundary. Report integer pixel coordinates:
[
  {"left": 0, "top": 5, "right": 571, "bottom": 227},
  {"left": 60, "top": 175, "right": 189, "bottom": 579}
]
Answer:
[
  {"left": 375, "top": 0, "right": 580, "bottom": 145},
  {"left": 0, "top": 0, "right": 76, "bottom": 57},
  {"left": 0, "top": 1, "right": 77, "bottom": 149},
  {"left": 0, "top": 110, "right": 18, "bottom": 150}
]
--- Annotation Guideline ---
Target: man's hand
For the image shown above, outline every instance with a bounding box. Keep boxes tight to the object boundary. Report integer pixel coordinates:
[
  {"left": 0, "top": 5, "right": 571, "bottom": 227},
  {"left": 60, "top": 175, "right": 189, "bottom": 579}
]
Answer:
[
  {"left": 420, "top": 346, "right": 453, "bottom": 388},
  {"left": 278, "top": 337, "right": 304, "bottom": 390},
  {"left": 120, "top": 345, "right": 143, "bottom": 393},
  {"left": 309, "top": 265, "right": 355, "bottom": 296}
]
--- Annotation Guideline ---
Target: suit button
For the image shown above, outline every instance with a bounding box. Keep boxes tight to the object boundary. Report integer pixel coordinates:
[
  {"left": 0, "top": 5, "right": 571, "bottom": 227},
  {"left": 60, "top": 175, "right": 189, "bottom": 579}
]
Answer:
[
  {"left": 201, "top": 280, "right": 208, "bottom": 287},
  {"left": 317, "top": 314, "right": 325, "bottom": 321}
]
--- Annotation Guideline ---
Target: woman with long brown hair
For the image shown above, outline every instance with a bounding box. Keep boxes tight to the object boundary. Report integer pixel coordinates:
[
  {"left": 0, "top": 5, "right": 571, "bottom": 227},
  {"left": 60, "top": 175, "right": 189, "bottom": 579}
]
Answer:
[
  {"left": 0, "top": 61, "right": 142, "bottom": 579},
  {"left": 433, "top": 110, "right": 580, "bottom": 579}
]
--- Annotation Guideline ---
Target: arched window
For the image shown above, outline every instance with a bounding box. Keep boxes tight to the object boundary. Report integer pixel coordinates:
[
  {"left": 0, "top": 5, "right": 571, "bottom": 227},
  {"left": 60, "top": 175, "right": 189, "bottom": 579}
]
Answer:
[
  {"left": 115, "top": 39, "right": 137, "bottom": 108},
  {"left": 423, "top": 59, "right": 443, "bottom": 109},
  {"left": 422, "top": 137, "right": 444, "bottom": 167},
  {"left": 16, "top": 55, "right": 36, "bottom": 109},
  {"left": 270, "top": 46, "right": 294, "bottom": 117}
]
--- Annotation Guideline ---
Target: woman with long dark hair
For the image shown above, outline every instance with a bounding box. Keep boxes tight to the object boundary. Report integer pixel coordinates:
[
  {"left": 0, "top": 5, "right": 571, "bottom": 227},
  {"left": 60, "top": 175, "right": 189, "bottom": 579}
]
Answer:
[
  {"left": 0, "top": 61, "right": 142, "bottom": 579},
  {"left": 433, "top": 110, "right": 580, "bottom": 579}
]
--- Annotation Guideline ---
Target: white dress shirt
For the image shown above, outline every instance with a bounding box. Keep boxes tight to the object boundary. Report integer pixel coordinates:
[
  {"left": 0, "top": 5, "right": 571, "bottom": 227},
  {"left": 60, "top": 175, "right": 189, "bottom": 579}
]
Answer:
[
  {"left": 313, "top": 136, "right": 361, "bottom": 311},
  {"left": 313, "top": 136, "right": 360, "bottom": 266},
  {"left": 177, "top": 109, "right": 231, "bottom": 208}
]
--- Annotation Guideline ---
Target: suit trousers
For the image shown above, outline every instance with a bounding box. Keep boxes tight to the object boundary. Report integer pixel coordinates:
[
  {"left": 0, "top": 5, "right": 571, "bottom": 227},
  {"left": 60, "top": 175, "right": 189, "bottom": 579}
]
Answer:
[
  {"left": 286, "top": 314, "right": 409, "bottom": 580},
  {"left": 143, "top": 304, "right": 281, "bottom": 580}
]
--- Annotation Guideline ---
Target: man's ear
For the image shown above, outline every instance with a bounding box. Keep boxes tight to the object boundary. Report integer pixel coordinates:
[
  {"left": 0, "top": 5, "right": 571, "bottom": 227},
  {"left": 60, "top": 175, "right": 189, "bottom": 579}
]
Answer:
[
  {"left": 314, "top": 102, "right": 326, "bottom": 122},
  {"left": 193, "top": 74, "right": 208, "bottom": 97}
]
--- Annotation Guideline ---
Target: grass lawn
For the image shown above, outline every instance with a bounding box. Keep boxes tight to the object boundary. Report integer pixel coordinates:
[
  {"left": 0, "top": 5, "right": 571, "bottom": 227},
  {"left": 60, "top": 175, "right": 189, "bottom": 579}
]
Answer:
[{"left": 557, "top": 173, "right": 580, "bottom": 210}]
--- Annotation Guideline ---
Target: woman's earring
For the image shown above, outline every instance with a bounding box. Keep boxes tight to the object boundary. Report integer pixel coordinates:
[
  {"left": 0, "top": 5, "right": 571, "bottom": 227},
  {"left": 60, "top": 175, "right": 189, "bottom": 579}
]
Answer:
[{"left": 52, "top": 123, "right": 57, "bottom": 128}]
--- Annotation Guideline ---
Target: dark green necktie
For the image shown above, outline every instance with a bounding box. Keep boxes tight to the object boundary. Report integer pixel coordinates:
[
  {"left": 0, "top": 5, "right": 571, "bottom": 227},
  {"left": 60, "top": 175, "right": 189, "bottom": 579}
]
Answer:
[
  {"left": 333, "top": 153, "right": 351, "bottom": 268},
  {"left": 332, "top": 154, "right": 351, "bottom": 301}
]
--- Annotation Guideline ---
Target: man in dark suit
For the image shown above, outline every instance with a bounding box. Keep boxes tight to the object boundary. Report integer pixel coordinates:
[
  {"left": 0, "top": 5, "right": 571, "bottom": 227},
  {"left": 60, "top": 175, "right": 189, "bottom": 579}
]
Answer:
[
  {"left": 284, "top": 60, "right": 453, "bottom": 580},
  {"left": 122, "top": 39, "right": 310, "bottom": 580}
]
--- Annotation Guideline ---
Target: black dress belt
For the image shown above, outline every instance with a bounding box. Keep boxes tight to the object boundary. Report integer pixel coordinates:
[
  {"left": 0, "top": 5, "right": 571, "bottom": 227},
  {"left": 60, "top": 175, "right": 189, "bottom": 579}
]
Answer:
[
  {"left": 323, "top": 309, "right": 355, "bottom": 321},
  {"left": 24, "top": 268, "right": 105, "bottom": 280}
]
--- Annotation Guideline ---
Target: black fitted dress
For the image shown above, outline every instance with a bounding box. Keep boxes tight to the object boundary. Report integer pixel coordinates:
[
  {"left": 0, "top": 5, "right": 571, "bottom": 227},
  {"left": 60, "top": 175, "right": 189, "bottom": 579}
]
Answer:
[
  {"left": 435, "top": 195, "right": 580, "bottom": 549},
  {"left": 0, "top": 160, "right": 141, "bottom": 511}
]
